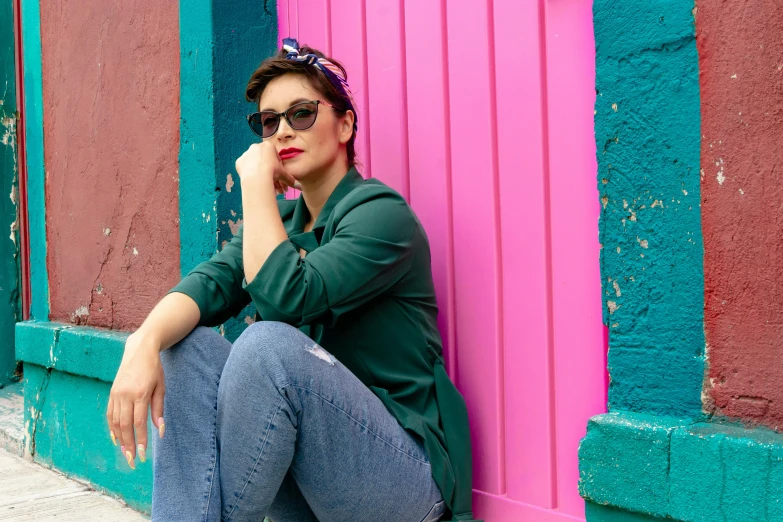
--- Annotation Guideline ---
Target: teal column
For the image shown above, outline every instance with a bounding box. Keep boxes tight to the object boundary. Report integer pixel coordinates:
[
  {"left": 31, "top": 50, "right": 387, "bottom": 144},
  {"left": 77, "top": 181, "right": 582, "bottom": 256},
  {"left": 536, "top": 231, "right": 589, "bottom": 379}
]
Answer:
[
  {"left": 20, "top": 0, "right": 49, "bottom": 322},
  {"left": 179, "top": 0, "right": 278, "bottom": 341},
  {"left": 0, "top": 0, "right": 21, "bottom": 385},
  {"left": 593, "top": 0, "right": 704, "bottom": 418}
]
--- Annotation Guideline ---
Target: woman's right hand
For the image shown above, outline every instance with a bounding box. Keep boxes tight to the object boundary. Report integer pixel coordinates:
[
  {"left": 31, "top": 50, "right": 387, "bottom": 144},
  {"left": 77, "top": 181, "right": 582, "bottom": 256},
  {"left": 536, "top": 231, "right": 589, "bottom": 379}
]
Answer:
[{"left": 107, "top": 332, "right": 166, "bottom": 469}]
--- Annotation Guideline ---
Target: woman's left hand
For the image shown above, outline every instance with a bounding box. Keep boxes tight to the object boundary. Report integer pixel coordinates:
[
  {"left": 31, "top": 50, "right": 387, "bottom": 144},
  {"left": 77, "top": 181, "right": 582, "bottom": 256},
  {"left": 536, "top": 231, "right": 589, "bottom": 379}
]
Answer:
[{"left": 236, "top": 141, "right": 300, "bottom": 195}]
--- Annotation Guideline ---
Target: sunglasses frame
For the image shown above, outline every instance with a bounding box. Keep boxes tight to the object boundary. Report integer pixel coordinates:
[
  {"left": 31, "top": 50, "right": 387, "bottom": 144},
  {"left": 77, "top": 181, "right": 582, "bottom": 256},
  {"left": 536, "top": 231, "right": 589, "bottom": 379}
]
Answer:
[{"left": 246, "top": 100, "right": 341, "bottom": 139}]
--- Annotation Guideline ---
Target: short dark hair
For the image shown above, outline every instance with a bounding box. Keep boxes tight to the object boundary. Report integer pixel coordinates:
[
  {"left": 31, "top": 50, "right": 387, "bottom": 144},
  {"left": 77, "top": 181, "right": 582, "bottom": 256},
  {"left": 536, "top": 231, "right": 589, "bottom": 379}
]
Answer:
[{"left": 246, "top": 45, "right": 357, "bottom": 168}]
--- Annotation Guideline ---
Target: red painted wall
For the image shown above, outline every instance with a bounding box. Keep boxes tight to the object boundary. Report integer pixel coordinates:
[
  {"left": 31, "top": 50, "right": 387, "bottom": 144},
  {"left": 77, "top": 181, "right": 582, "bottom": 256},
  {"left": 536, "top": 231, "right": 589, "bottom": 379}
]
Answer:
[
  {"left": 698, "top": 1, "right": 783, "bottom": 427},
  {"left": 41, "top": 1, "right": 180, "bottom": 330}
]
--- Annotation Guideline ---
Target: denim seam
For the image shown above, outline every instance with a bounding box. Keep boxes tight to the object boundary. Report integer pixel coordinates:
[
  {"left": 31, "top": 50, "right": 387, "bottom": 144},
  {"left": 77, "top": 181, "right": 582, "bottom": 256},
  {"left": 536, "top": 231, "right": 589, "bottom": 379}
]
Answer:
[
  {"left": 202, "top": 374, "right": 221, "bottom": 521},
  {"left": 224, "top": 394, "right": 287, "bottom": 521},
  {"left": 291, "top": 383, "right": 431, "bottom": 465},
  {"left": 420, "top": 499, "right": 446, "bottom": 522}
]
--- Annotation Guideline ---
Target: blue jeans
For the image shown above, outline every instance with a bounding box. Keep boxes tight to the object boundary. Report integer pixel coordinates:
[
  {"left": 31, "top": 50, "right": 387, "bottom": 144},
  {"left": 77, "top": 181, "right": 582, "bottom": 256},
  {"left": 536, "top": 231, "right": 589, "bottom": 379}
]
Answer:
[{"left": 151, "top": 322, "right": 446, "bottom": 522}]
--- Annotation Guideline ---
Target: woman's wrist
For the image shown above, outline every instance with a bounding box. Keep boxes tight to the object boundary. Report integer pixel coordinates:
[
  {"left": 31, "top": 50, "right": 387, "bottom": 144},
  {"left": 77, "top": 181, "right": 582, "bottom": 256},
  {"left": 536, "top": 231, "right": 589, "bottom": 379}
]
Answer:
[{"left": 127, "top": 328, "right": 163, "bottom": 353}]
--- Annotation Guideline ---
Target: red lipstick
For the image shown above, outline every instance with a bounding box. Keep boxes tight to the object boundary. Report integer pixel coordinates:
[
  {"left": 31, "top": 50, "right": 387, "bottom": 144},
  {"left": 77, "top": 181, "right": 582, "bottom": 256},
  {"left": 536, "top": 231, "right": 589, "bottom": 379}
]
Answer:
[{"left": 279, "top": 148, "right": 303, "bottom": 161}]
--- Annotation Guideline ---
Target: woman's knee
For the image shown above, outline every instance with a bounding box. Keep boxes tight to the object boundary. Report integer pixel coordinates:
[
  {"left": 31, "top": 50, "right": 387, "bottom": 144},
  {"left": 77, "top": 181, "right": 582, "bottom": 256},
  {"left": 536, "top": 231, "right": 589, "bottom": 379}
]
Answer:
[{"left": 227, "top": 321, "right": 310, "bottom": 375}]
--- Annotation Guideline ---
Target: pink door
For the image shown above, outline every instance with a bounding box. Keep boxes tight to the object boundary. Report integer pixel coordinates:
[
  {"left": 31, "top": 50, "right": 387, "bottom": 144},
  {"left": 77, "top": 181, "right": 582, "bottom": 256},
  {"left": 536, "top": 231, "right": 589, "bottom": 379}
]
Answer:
[{"left": 278, "top": 1, "right": 605, "bottom": 520}]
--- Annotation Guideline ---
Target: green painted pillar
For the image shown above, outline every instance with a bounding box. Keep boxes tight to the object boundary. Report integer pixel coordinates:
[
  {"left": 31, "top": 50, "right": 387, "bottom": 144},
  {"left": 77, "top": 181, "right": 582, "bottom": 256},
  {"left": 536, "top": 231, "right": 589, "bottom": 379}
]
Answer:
[
  {"left": 179, "top": 0, "right": 278, "bottom": 342},
  {"left": 0, "top": 0, "right": 22, "bottom": 386}
]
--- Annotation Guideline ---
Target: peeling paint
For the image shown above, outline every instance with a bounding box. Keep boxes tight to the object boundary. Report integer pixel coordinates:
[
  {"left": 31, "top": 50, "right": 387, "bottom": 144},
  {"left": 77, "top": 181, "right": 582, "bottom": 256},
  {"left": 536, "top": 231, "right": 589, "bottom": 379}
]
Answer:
[
  {"left": 9, "top": 218, "right": 16, "bottom": 245},
  {"left": 716, "top": 157, "right": 725, "bottom": 185},
  {"left": 70, "top": 305, "right": 89, "bottom": 324},
  {"left": 226, "top": 173, "right": 234, "bottom": 192},
  {"left": 227, "top": 218, "right": 243, "bottom": 236},
  {"left": 1, "top": 115, "right": 15, "bottom": 148}
]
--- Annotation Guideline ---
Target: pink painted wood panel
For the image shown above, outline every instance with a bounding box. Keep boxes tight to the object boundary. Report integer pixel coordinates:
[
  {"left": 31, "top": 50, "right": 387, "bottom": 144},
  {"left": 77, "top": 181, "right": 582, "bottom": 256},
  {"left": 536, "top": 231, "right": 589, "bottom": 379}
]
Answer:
[
  {"left": 365, "top": 1, "right": 409, "bottom": 198},
  {"left": 543, "top": 0, "right": 604, "bottom": 516},
  {"left": 446, "top": 0, "right": 506, "bottom": 496},
  {"left": 494, "top": 0, "right": 557, "bottom": 508},
  {"left": 279, "top": 0, "right": 605, "bottom": 520},
  {"left": 403, "top": 0, "right": 456, "bottom": 374}
]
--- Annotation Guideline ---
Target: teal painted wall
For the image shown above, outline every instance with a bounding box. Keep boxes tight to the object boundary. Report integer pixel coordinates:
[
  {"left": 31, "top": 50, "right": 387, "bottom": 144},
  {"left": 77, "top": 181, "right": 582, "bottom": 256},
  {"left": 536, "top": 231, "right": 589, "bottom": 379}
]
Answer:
[
  {"left": 0, "top": 0, "right": 21, "bottom": 385},
  {"left": 179, "top": 0, "right": 278, "bottom": 341},
  {"left": 594, "top": 0, "right": 704, "bottom": 418},
  {"left": 18, "top": 321, "right": 153, "bottom": 512},
  {"left": 24, "top": 363, "right": 153, "bottom": 512},
  {"left": 20, "top": 0, "right": 48, "bottom": 322}
]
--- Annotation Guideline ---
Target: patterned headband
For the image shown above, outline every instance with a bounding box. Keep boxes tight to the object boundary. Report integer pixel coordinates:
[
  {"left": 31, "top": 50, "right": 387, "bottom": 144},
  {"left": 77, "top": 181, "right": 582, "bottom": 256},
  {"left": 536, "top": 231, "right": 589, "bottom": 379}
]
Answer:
[{"left": 282, "top": 38, "right": 358, "bottom": 131}]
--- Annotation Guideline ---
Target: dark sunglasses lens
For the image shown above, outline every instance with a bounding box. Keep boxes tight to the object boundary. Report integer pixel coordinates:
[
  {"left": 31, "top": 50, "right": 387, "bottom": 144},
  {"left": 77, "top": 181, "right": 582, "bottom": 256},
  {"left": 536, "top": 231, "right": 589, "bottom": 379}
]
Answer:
[
  {"left": 286, "top": 102, "right": 318, "bottom": 130},
  {"left": 248, "top": 113, "right": 279, "bottom": 138}
]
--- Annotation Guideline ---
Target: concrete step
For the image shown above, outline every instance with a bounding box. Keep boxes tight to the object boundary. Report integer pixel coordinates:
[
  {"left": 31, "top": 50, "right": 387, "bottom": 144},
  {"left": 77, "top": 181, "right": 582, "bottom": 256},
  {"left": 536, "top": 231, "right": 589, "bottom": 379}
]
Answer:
[{"left": 0, "top": 380, "right": 24, "bottom": 456}]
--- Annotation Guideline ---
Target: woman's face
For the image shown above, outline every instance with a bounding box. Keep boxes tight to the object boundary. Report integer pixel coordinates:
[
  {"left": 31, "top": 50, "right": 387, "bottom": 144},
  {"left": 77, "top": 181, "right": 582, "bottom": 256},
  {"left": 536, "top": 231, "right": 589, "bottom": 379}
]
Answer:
[{"left": 258, "top": 73, "right": 353, "bottom": 182}]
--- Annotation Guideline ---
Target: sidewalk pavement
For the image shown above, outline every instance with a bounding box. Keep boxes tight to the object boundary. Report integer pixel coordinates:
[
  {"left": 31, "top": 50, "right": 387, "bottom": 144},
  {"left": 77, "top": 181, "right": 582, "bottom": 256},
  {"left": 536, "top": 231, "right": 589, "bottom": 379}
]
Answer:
[{"left": 0, "top": 448, "right": 147, "bottom": 521}]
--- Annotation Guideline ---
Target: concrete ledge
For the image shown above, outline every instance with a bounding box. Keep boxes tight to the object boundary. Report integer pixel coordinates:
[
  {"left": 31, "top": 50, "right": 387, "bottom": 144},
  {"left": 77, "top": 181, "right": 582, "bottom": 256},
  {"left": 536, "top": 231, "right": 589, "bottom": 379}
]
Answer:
[
  {"left": 579, "top": 412, "right": 783, "bottom": 521},
  {"left": 0, "top": 380, "right": 24, "bottom": 456},
  {"left": 16, "top": 321, "right": 128, "bottom": 383}
]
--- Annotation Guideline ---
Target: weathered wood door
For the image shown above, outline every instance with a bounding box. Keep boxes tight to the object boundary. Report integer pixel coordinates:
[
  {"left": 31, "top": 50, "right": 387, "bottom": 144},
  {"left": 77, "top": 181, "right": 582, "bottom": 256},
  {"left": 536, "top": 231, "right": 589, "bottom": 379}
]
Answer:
[{"left": 278, "top": 0, "right": 605, "bottom": 520}]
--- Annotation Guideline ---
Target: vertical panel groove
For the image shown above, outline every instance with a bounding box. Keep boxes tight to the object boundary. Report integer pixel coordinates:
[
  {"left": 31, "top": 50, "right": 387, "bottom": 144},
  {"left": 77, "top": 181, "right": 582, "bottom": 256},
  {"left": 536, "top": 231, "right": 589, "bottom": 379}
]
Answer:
[
  {"left": 537, "top": 0, "right": 559, "bottom": 507},
  {"left": 398, "top": 0, "right": 410, "bottom": 202},
  {"left": 324, "top": 0, "right": 332, "bottom": 55},
  {"left": 485, "top": 0, "right": 506, "bottom": 494},
  {"left": 358, "top": 0, "right": 372, "bottom": 177},
  {"left": 295, "top": 0, "right": 300, "bottom": 37},
  {"left": 439, "top": 0, "right": 457, "bottom": 384}
]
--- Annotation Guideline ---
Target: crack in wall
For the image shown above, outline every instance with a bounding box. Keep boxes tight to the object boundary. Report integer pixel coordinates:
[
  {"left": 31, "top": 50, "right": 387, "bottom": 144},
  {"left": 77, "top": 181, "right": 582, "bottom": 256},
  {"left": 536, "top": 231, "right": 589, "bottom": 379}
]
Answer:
[{"left": 29, "top": 367, "right": 52, "bottom": 458}]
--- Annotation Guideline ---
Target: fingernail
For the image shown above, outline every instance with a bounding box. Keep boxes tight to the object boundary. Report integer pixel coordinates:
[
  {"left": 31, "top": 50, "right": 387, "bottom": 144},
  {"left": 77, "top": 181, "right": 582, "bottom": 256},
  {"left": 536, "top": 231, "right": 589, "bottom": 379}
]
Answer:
[
  {"left": 158, "top": 417, "right": 165, "bottom": 439},
  {"left": 121, "top": 445, "right": 125, "bottom": 453},
  {"left": 125, "top": 450, "right": 135, "bottom": 470},
  {"left": 137, "top": 444, "right": 146, "bottom": 463},
  {"left": 110, "top": 432, "right": 117, "bottom": 446}
]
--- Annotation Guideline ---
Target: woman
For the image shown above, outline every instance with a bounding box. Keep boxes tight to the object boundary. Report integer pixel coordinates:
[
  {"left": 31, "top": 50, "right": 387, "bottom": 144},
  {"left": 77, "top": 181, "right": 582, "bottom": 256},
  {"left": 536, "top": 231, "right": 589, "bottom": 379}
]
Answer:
[{"left": 107, "top": 39, "right": 479, "bottom": 522}]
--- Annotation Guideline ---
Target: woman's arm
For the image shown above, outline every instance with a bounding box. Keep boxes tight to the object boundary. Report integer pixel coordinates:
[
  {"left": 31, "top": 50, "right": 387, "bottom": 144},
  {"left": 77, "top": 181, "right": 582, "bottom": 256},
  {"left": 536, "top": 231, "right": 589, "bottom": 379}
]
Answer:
[
  {"left": 131, "top": 291, "right": 201, "bottom": 351},
  {"left": 106, "top": 292, "right": 200, "bottom": 471},
  {"left": 235, "top": 141, "right": 295, "bottom": 284}
]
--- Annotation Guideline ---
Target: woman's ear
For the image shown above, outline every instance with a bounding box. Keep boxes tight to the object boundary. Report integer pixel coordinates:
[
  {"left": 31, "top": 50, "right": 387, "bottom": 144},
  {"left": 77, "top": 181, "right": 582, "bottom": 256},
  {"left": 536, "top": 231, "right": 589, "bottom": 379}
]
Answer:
[{"left": 338, "top": 110, "right": 355, "bottom": 145}]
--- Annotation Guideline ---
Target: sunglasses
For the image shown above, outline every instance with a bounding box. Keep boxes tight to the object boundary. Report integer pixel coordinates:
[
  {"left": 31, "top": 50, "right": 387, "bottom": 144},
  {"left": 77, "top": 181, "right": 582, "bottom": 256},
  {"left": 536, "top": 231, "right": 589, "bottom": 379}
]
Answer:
[{"left": 246, "top": 100, "right": 340, "bottom": 139}]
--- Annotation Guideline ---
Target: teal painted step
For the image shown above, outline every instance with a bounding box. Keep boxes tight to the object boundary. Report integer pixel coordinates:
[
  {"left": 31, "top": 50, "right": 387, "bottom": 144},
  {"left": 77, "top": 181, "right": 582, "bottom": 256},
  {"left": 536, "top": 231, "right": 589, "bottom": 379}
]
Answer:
[
  {"left": 586, "top": 502, "right": 668, "bottom": 522},
  {"left": 16, "top": 321, "right": 153, "bottom": 514},
  {"left": 579, "top": 412, "right": 783, "bottom": 521}
]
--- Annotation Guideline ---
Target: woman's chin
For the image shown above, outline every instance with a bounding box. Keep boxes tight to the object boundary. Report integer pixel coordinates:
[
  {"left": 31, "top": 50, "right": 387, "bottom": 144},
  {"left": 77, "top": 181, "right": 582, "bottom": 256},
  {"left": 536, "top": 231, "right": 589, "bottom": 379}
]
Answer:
[{"left": 285, "top": 167, "right": 311, "bottom": 183}]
